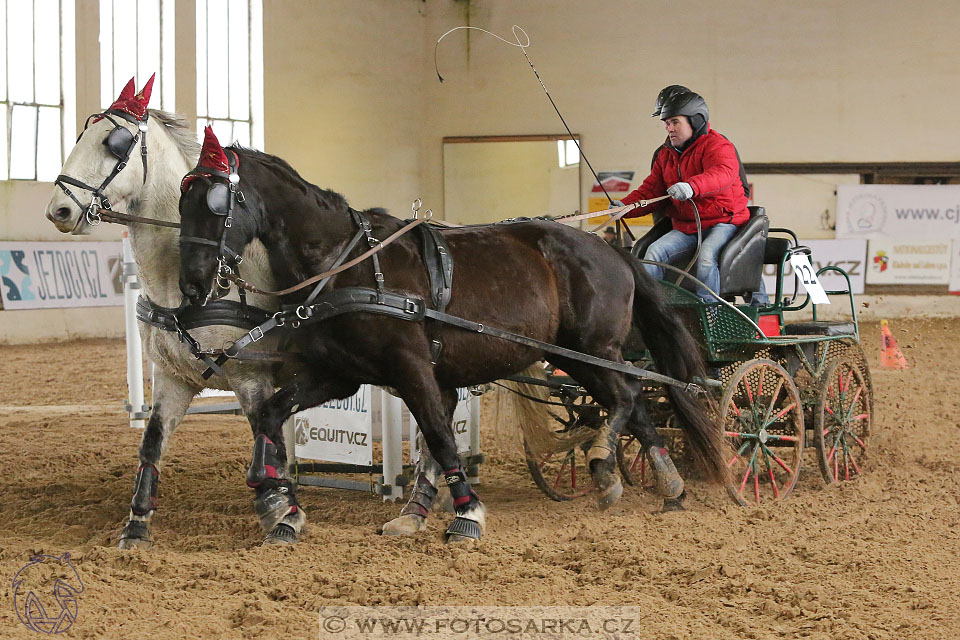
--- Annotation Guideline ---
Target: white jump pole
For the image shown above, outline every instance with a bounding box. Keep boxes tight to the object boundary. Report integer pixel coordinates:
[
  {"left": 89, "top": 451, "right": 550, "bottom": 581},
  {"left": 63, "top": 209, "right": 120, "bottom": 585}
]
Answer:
[
  {"left": 380, "top": 390, "right": 404, "bottom": 502},
  {"left": 121, "top": 232, "right": 147, "bottom": 429}
]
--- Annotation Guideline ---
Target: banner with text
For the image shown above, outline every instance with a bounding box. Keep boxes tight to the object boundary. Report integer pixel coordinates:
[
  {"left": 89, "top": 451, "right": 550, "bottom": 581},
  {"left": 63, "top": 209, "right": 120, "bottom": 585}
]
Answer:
[
  {"left": 761, "top": 239, "right": 867, "bottom": 296},
  {"left": 411, "top": 388, "right": 477, "bottom": 463},
  {"left": 950, "top": 240, "right": 960, "bottom": 294},
  {"left": 0, "top": 241, "right": 123, "bottom": 310},
  {"left": 294, "top": 386, "right": 372, "bottom": 465},
  {"left": 865, "top": 239, "right": 951, "bottom": 285},
  {"left": 836, "top": 185, "right": 960, "bottom": 240}
]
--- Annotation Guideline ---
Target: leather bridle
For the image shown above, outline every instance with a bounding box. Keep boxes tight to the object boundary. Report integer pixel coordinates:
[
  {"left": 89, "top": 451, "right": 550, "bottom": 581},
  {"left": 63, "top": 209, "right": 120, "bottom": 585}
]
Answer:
[
  {"left": 178, "top": 149, "right": 246, "bottom": 294},
  {"left": 55, "top": 109, "right": 149, "bottom": 229}
]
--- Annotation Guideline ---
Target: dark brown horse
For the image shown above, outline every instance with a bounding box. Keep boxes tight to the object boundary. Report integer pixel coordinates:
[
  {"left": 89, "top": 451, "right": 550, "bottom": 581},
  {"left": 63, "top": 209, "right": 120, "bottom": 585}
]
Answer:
[{"left": 177, "top": 131, "right": 727, "bottom": 542}]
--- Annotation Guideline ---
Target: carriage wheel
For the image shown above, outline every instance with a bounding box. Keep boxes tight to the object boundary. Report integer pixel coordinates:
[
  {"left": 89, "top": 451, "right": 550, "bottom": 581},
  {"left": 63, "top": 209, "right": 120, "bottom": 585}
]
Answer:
[
  {"left": 721, "top": 359, "right": 804, "bottom": 506},
  {"left": 814, "top": 357, "right": 872, "bottom": 484},
  {"left": 616, "top": 434, "right": 653, "bottom": 488},
  {"left": 524, "top": 439, "right": 594, "bottom": 501}
]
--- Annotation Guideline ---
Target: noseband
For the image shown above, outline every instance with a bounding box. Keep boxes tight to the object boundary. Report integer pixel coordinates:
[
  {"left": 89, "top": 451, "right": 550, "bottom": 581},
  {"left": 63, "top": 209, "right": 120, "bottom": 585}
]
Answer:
[
  {"left": 179, "top": 150, "right": 246, "bottom": 292},
  {"left": 55, "top": 109, "right": 149, "bottom": 228}
]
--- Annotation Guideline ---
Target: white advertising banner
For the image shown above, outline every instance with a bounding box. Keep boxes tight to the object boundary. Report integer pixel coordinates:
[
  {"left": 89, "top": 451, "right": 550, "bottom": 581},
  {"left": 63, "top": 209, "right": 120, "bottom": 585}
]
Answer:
[
  {"left": 951, "top": 240, "right": 960, "bottom": 294},
  {"left": 410, "top": 388, "right": 477, "bottom": 462},
  {"left": 451, "top": 387, "right": 475, "bottom": 455},
  {"left": 865, "top": 239, "right": 951, "bottom": 285},
  {"left": 0, "top": 241, "right": 123, "bottom": 309},
  {"left": 293, "top": 386, "right": 372, "bottom": 465},
  {"left": 836, "top": 185, "right": 960, "bottom": 240},
  {"left": 761, "top": 239, "right": 866, "bottom": 296}
]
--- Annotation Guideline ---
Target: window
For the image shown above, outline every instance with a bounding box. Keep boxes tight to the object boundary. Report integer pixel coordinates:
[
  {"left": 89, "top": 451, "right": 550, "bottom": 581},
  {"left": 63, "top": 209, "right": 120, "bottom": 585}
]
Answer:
[
  {"left": 99, "top": 0, "right": 176, "bottom": 112},
  {"left": 196, "top": 0, "right": 263, "bottom": 149},
  {"left": 557, "top": 138, "right": 579, "bottom": 168},
  {"left": 1, "top": 0, "right": 75, "bottom": 181}
]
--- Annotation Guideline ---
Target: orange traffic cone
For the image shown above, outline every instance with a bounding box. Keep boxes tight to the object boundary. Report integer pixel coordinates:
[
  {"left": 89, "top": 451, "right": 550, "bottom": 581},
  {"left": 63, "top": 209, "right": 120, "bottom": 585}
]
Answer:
[{"left": 880, "top": 319, "right": 909, "bottom": 370}]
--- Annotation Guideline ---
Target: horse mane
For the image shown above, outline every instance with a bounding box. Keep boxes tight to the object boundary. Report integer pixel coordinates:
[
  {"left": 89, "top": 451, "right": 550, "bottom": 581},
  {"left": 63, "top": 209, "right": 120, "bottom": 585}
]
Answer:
[
  {"left": 227, "top": 144, "right": 353, "bottom": 213},
  {"left": 148, "top": 109, "right": 201, "bottom": 165}
]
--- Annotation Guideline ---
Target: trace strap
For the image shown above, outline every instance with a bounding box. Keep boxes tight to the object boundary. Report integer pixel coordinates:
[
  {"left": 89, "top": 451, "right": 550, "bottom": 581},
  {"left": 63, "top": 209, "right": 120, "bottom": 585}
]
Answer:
[{"left": 421, "top": 308, "right": 705, "bottom": 394}]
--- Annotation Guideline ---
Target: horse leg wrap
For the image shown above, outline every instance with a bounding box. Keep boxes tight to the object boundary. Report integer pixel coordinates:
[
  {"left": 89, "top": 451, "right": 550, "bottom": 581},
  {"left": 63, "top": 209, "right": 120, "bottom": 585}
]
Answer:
[
  {"left": 585, "top": 425, "right": 623, "bottom": 510},
  {"left": 444, "top": 468, "right": 480, "bottom": 512},
  {"left": 247, "top": 434, "right": 299, "bottom": 531},
  {"left": 648, "top": 446, "right": 685, "bottom": 499},
  {"left": 443, "top": 468, "right": 484, "bottom": 543},
  {"left": 130, "top": 463, "right": 159, "bottom": 516},
  {"left": 246, "top": 433, "right": 282, "bottom": 488},
  {"left": 400, "top": 473, "right": 439, "bottom": 518},
  {"left": 587, "top": 424, "right": 617, "bottom": 465},
  {"left": 253, "top": 480, "right": 300, "bottom": 532}
]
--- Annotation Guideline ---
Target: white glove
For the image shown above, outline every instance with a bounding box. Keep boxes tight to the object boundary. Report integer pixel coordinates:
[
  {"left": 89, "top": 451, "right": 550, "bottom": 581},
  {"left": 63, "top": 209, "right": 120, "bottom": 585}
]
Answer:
[
  {"left": 608, "top": 199, "right": 624, "bottom": 208},
  {"left": 667, "top": 182, "right": 694, "bottom": 201}
]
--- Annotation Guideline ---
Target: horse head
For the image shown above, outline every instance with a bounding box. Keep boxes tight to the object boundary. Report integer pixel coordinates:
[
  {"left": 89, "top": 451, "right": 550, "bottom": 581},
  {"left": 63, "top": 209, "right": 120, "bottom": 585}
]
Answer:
[
  {"left": 178, "top": 126, "right": 253, "bottom": 306},
  {"left": 45, "top": 74, "right": 154, "bottom": 234}
]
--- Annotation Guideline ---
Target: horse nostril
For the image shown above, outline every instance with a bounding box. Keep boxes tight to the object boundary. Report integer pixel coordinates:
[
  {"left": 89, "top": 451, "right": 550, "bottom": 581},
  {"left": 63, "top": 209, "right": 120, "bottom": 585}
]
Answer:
[{"left": 52, "top": 207, "right": 72, "bottom": 221}]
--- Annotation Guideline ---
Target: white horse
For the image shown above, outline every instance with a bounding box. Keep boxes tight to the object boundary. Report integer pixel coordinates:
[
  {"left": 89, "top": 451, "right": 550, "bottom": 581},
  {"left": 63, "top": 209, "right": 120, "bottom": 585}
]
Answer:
[
  {"left": 44, "top": 78, "right": 307, "bottom": 546},
  {"left": 44, "top": 77, "right": 555, "bottom": 547}
]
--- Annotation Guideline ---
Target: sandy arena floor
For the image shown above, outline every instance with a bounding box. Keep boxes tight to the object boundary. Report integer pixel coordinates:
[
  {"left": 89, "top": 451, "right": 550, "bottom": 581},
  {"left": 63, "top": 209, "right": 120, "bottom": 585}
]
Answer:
[{"left": 1, "top": 318, "right": 958, "bottom": 639}]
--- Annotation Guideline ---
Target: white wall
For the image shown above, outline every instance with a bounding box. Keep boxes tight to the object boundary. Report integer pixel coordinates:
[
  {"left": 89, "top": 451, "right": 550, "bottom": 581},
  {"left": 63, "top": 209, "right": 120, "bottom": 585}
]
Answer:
[{"left": 3, "top": 0, "right": 959, "bottom": 342}]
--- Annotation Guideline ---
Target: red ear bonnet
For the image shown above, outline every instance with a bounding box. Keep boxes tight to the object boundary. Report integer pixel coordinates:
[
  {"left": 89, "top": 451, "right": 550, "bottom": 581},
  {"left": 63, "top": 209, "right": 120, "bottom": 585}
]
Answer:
[
  {"left": 107, "top": 73, "right": 155, "bottom": 120},
  {"left": 181, "top": 126, "right": 233, "bottom": 191}
]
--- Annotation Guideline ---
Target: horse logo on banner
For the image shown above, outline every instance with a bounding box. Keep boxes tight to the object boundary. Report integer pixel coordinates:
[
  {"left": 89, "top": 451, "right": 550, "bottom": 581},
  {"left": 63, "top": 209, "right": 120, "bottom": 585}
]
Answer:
[{"left": 12, "top": 552, "right": 84, "bottom": 634}]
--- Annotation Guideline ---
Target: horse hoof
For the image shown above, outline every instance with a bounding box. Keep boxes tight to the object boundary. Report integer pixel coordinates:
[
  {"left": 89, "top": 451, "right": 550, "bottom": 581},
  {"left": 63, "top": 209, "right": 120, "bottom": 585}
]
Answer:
[
  {"left": 118, "top": 536, "right": 152, "bottom": 550},
  {"left": 118, "top": 521, "right": 152, "bottom": 550},
  {"left": 380, "top": 513, "right": 427, "bottom": 536},
  {"left": 660, "top": 490, "right": 687, "bottom": 513},
  {"left": 263, "top": 523, "right": 298, "bottom": 545},
  {"left": 443, "top": 516, "right": 482, "bottom": 544},
  {"left": 596, "top": 475, "right": 623, "bottom": 511}
]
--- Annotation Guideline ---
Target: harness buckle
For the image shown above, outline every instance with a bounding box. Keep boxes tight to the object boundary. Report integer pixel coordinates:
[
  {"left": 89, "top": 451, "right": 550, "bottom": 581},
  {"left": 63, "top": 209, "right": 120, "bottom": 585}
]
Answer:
[
  {"left": 272, "top": 311, "right": 286, "bottom": 327},
  {"left": 248, "top": 326, "right": 265, "bottom": 342},
  {"left": 374, "top": 272, "right": 385, "bottom": 283},
  {"left": 224, "top": 217, "right": 232, "bottom": 228},
  {"left": 295, "top": 305, "right": 312, "bottom": 320},
  {"left": 403, "top": 299, "right": 419, "bottom": 314},
  {"left": 117, "top": 161, "right": 127, "bottom": 172},
  {"left": 86, "top": 198, "right": 103, "bottom": 226}
]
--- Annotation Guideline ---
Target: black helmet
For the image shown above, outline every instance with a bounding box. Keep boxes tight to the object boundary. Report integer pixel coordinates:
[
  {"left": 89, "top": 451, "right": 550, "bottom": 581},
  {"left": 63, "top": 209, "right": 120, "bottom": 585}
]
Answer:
[
  {"left": 658, "top": 89, "right": 708, "bottom": 128},
  {"left": 651, "top": 85, "right": 691, "bottom": 117}
]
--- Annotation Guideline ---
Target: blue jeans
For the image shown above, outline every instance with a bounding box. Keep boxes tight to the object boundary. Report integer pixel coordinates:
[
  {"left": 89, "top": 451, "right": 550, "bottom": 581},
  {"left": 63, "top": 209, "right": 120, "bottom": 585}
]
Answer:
[{"left": 642, "top": 223, "right": 739, "bottom": 302}]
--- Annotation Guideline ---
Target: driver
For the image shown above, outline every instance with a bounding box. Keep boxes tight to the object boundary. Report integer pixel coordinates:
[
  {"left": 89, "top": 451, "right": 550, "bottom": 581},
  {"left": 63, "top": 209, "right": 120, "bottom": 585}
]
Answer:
[{"left": 613, "top": 86, "right": 757, "bottom": 303}]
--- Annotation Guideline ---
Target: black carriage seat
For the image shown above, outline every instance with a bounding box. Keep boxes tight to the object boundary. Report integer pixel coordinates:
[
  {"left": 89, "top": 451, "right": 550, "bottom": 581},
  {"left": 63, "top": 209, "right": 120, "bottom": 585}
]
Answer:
[
  {"left": 783, "top": 320, "right": 856, "bottom": 336},
  {"left": 630, "top": 206, "right": 769, "bottom": 299}
]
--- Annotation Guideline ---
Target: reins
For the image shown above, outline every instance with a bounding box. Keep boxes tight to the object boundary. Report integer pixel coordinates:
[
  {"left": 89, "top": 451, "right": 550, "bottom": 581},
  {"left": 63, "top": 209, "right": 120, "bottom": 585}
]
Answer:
[
  {"left": 224, "top": 215, "right": 429, "bottom": 297},
  {"left": 220, "top": 198, "right": 668, "bottom": 298}
]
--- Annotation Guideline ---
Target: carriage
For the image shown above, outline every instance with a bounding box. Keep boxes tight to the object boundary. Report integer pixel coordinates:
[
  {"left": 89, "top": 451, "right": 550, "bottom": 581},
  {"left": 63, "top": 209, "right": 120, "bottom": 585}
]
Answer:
[{"left": 525, "top": 206, "right": 874, "bottom": 506}]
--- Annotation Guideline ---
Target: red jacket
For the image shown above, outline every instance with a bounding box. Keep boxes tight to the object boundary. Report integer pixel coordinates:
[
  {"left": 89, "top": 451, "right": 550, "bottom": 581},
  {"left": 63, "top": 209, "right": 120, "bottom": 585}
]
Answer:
[{"left": 621, "top": 127, "right": 749, "bottom": 234}]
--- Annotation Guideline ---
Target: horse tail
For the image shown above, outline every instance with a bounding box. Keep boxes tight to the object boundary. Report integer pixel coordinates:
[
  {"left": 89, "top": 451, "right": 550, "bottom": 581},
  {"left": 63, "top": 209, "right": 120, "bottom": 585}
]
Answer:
[
  {"left": 623, "top": 256, "right": 729, "bottom": 485},
  {"left": 493, "top": 364, "right": 594, "bottom": 457}
]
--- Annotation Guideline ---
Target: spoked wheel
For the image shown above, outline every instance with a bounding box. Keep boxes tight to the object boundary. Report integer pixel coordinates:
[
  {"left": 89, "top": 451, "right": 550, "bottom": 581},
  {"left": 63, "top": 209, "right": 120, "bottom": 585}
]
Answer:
[
  {"left": 525, "top": 439, "right": 594, "bottom": 501},
  {"left": 721, "top": 359, "right": 804, "bottom": 506},
  {"left": 815, "top": 357, "right": 872, "bottom": 484},
  {"left": 524, "top": 393, "right": 604, "bottom": 501},
  {"left": 616, "top": 434, "right": 654, "bottom": 489}
]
